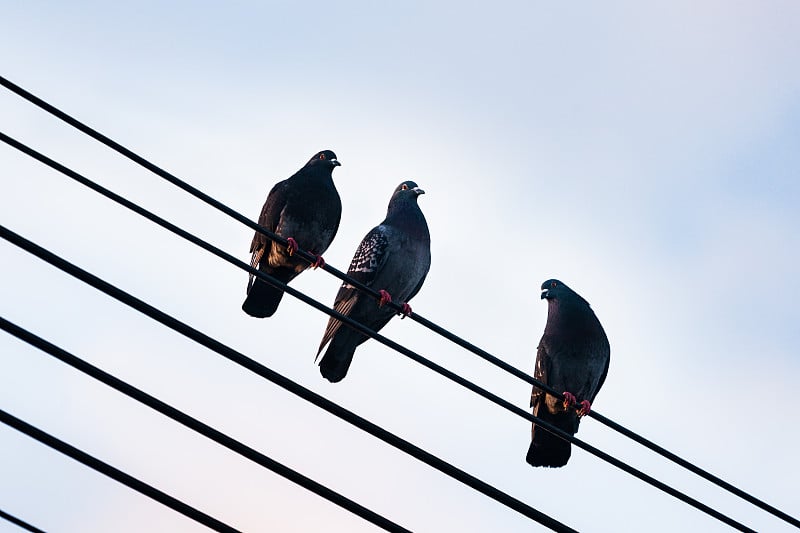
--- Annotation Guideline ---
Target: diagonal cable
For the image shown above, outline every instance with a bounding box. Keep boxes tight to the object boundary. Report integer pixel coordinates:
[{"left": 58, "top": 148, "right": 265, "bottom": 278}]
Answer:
[
  {"left": 0, "top": 225, "right": 576, "bottom": 533},
  {"left": 0, "top": 509, "right": 45, "bottom": 533},
  {"left": 1, "top": 76, "right": 794, "bottom": 530},
  {"left": 0, "top": 409, "right": 239, "bottom": 533},
  {"left": 0, "top": 213, "right": 753, "bottom": 530},
  {"left": 0, "top": 132, "right": 759, "bottom": 530},
  {"left": 0, "top": 316, "right": 411, "bottom": 533}
]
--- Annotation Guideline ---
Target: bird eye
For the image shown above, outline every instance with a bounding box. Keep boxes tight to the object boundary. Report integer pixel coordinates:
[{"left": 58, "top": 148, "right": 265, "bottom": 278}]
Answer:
[
  {"left": 319, "top": 153, "right": 326, "bottom": 160},
  {"left": 401, "top": 184, "right": 409, "bottom": 190},
  {"left": 550, "top": 281, "right": 557, "bottom": 288}
]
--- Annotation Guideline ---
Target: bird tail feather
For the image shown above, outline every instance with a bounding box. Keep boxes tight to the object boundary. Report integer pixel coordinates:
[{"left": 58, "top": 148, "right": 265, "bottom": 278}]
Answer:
[
  {"left": 526, "top": 407, "right": 578, "bottom": 468},
  {"left": 316, "top": 296, "right": 357, "bottom": 360},
  {"left": 242, "top": 279, "right": 284, "bottom": 318},
  {"left": 318, "top": 337, "right": 358, "bottom": 383}
]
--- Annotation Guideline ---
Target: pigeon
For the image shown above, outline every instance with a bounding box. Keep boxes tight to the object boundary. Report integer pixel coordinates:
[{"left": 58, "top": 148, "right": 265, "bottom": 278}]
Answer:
[
  {"left": 317, "top": 180, "right": 431, "bottom": 382},
  {"left": 526, "top": 279, "right": 610, "bottom": 467},
  {"left": 242, "top": 150, "right": 342, "bottom": 318}
]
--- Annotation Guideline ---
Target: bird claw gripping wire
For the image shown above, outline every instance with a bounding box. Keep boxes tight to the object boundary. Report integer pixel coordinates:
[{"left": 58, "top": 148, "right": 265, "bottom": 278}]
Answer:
[
  {"left": 562, "top": 391, "right": 577, "bottom": 410},
  {"left": 563, "top": 392, "right": 591, "bottom": 417},
  {"left": 285, "top": 237, "right": 298, "bottom": 256},
  {"left": 310, "top": 253, "right": 325, "bottom": 269},
  {"left": 378, "top": 290, "right": 392, "bottom": 307},
  {"left": 399, "top": 302, "right": 412, "bottom": 319}
]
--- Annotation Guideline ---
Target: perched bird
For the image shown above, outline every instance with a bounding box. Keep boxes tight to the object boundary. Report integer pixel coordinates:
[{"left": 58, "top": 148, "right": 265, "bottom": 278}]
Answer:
[
  {"left": 242, "top": 150, "right": 342, "bottom": 318},
  {"left": 526, "top": 279, "right": 610, "bottom": 467},
  {"left": 317, "top": 180, "right": 431, "bottom": 382}
]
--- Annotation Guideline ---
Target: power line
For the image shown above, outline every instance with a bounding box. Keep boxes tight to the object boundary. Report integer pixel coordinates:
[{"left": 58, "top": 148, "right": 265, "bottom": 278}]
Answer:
[
  {"left": 1, "top": 76, "right": 794, "bottom": 530},
  {"left": 0, "top": 409, "right": 240, "bottom": 533},
  {"left": 0, "top": 225, "right": 576, "bottom": 533},
  {"left": 0, "top": 231, "right": 752, "bottom": 531},
  {"left": 0, "top": 317, "right": 411, "bottom": 533},
  {"left": 0, "top": 509, "right": 44, "bottom": 533},
  {"left": 0, "top": 124, "right": 765, "bottom": 531},
  {"left": 0, "top": 133, "right": 762, "bottom": 532}
]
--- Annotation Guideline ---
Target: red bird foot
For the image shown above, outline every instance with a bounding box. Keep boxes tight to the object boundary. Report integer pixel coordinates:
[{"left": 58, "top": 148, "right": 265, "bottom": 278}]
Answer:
[
  {"left": 310, "top": 253, "right": 325, "bottom": 269},
  {"left": 378, "top": 290, "right": 392, "bottom": 307},
  {"left": 286, "top": 237, "right": 298, "bottom": 256},
  {"left": 399, "top": 302, "right": 412, "bottom": 318},
  {"left": 577, "top": 400, "right": 592, "bottom": 417},
  {"left": 562, "top": 391, "right": 577, "bottom": 409}
]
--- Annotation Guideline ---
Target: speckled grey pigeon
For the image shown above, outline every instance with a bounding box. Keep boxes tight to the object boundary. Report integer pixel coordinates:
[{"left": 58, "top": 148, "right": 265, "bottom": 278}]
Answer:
[
  {"left": 242, "top": 150, "right": 342, "bottom": 318},
  {"left": 526, "top": 279, "right": 610, "bottom": 467},
  {"left": 317, "top": 180, "right": 431, "bottom": 382}
]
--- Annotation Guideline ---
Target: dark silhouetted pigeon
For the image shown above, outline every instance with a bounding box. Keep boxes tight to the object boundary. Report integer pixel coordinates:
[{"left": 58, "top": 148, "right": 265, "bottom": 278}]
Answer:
[
  {"left": 526, "top": 279, "right": 610, "bottom": 467},
  {"left": 317, "top": 181, "right": 431, "bottom": 382},
  {"left": 242, "top": 150, "right": 342, "bottom": 318}
]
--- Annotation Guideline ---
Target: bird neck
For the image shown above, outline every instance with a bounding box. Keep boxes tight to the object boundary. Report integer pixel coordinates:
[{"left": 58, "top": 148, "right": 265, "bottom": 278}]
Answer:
[
  {"left": 545, "top": 300, "right": 598, "bottom": 334},
  {"left": 385, "top": 201, "right": 428, "bottom": 237},
  {"left": 303, "top": 168, "right": 334, "bottom": 182}
]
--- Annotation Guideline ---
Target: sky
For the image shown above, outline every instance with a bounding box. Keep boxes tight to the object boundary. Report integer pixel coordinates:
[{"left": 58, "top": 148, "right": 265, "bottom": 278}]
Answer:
[{"left": 1, "top": 1, "right": 799, "bottom": 531}]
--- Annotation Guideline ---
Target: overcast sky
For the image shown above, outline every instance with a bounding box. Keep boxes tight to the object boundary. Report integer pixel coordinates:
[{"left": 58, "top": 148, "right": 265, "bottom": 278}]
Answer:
[{"left": 2, "top": 2, "right": 799, "bottom": 532}]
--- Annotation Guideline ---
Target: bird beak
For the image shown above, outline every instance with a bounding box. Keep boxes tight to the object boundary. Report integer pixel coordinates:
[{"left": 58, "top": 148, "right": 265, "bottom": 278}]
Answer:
[
  {"left": 331, "top": 159, "right": 341, "bottom": 167},
  {"left": 540, "top": 289, "right": 549, "bottom": 299},
  {"left": 413, "top": 187, "right": 425, "bottom": 195}
]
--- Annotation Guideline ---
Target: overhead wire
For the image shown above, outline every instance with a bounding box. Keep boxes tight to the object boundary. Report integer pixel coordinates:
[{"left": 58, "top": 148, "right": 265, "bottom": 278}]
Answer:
[
  {"left": 0, "top": 144, "right": 753, "bottom": 533},
  {"left": 0, "top": 509, "right": 45, "bottom": 533},
  {"left": 0, "top": 224, "right": 576, "bottom": 533},
  {"left": 0, "top": 316, "right": 412, "bottom": 533},
  {"left": 0, "top": 75, "right": 794, "bottom": 530},
  {"left": 0, "top": 409, "right": 240, "bottom": 533}
]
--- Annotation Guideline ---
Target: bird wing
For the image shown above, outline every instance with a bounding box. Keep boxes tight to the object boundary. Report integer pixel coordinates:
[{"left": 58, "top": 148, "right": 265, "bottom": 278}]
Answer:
[
  {"left": 316, "top": 292, "right": 359, "bottom": 357},
  {"left": 247, "top": 180, "right": 289, "bottom": 287},
  {"left": 531, "top": 341, "right": 552, "bottom": 407},
  {"left": 252, "top": 180, "right": 289, "bottom": 250},
  {"left": 316, "top": 226, "right": 390, "bottom": 356},
  {"left": 344, "top": 226, "right": 390, "bottom": 288}
]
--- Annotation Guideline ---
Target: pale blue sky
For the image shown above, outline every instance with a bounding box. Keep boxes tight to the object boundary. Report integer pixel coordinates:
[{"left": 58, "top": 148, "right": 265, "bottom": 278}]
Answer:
[{"left": 2, "top": 2, "right": 799, "bottom": 532}]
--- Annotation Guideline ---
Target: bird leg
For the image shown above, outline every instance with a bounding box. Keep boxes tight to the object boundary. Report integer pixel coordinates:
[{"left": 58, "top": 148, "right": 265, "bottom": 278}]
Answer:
[
  {"left": 378, "top": 289, "right": 392, "bottom": 307},
  {"left": 399, "top": 302, "right": 412, "bottom": 318},
  {"left": 562, "top": 392, "right": 591, "bottom": 417},
  {"left": 285, "top": 237, "right": 298, "bottom": 256},
  {"left": 309, "top": 252, "right": 325, "bottom": 269},
  {"left": 562, "top": 391, "right": 577, "bottom": 409}
]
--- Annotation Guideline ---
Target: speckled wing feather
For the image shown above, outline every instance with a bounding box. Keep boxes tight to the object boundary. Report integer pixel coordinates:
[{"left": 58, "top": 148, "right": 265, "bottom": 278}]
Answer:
[
  {"left": 318, "top": 227, "right": 390, "bottom": 353},
  {"left": 345, "top": 227, "right": 389, "bottom": 285}
]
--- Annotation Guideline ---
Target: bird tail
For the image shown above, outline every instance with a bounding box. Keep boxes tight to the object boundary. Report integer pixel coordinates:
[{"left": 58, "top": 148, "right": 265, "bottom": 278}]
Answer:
[
  {"left": 526, "top": 406, "right": 579, "bottom": 468},
  {"left": 318, "top": 336, "right": 358, "bottom": 383},
  {"left": 242, "top": 269, "right": 294, "bottom": 318}
]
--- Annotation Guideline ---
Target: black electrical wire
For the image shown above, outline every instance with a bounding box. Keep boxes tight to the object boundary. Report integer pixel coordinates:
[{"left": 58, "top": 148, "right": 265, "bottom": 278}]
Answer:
[
  {"left": 1, "top": 76, "right": 794, "bottom": 531},
  {"left": 0, "top": 217, "right": 751, "bottom": 533},
  {"left": 0, "top": 509, "right": 45, "bottom": 533},
  {"left": 0, "top": 134, "right": 759, "bottom": 531},
  {"left": 0, "top": 226, "right": 575, "bottom": 532},
  {"left": 0, "top": 317, "right": 411, "bottom": 533},
  {"left": 0, "top": 409, "right": 239, "bottom": 533}
]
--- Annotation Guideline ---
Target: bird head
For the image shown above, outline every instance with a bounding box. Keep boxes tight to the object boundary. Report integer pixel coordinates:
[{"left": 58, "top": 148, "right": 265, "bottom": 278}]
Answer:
[
  {"left": 387, "top": 180, "right": 425, "bottom": 209},
  {"left": 307, "top": 150, "right": 341, "bottom": 169},
  {"left": 540, "top": 279, "right": 569, "bottom": 300},
  {"left": 395, "top": 180, "right": 425, "bottom": 196},
  {"left": 541, "top": 279, "right": 594, "bottom": 310}
]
